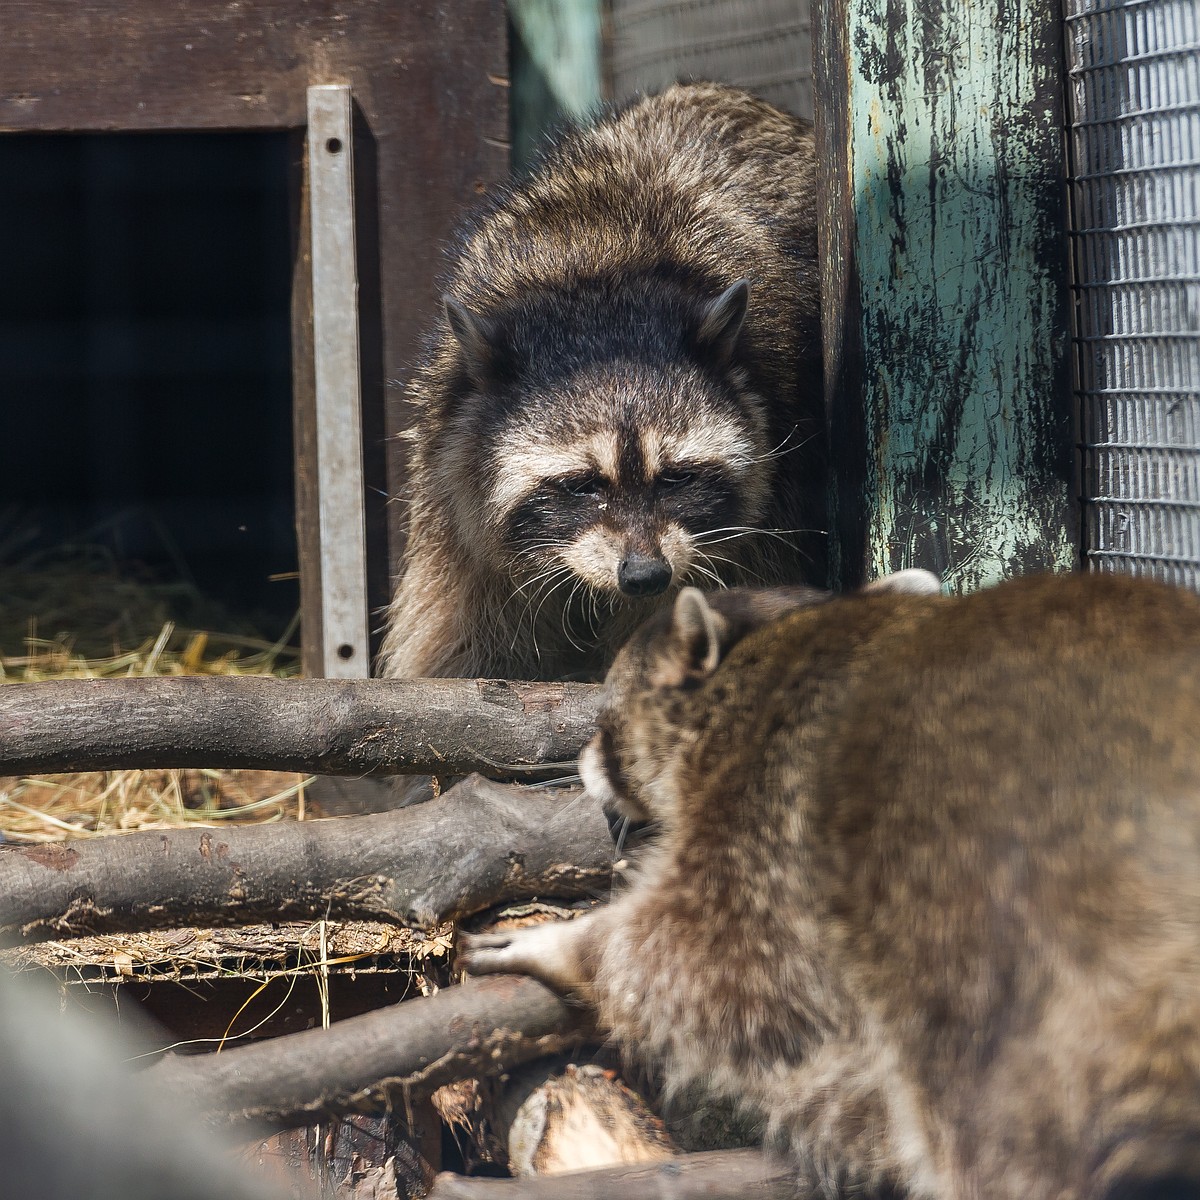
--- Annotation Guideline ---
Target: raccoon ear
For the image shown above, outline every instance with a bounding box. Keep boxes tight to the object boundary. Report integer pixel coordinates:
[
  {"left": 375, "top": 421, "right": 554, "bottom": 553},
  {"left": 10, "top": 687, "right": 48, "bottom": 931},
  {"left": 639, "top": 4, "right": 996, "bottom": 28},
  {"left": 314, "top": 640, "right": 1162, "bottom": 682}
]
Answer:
[
  {"left": 696, "top": 279, "right": 750, "bottom": 364},
  {"left": 662, "top": 587, "right": 732, "bottom": 685},
  {"left": 861, "top": 569, "right": 942, "bottom": 596},
  {"left": 445, "top": 297, "right": 505, "bottom": 384}
]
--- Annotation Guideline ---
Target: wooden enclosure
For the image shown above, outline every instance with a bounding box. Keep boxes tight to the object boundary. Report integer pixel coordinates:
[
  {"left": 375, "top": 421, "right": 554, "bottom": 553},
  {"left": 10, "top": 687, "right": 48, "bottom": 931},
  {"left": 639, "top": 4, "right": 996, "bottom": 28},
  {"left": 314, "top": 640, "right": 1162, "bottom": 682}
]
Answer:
[
  {"left": 2, "top": 1, "right": 1198, "bottom": 1195},
  {"left": 0, "top": 0, "right": 509, "bottom": 675},
  {"left": 812, "top": 0, "right": 1078, "bottom": 591}
]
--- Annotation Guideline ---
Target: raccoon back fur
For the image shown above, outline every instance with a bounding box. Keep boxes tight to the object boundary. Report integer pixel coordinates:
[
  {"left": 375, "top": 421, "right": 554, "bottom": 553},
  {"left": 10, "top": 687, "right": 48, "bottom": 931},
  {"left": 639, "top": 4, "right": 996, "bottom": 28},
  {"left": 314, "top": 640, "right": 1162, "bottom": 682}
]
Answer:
[
  {"left": 380, "top": 83, "right": 824, "bottom": 682},
  {"left": 464, "top": 571, "right": 1200, "bottom": 1199}
]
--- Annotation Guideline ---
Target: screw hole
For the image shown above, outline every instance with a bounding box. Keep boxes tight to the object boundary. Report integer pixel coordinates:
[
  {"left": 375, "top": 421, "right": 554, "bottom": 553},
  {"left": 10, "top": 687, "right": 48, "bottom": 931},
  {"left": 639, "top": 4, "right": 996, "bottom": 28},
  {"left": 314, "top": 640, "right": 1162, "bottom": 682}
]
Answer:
[
  {"left": 326, "top": 137, "right": 343, "bottom": 155},
  {"left": 336, "top": 643, "right": 354, "bottom": 660}
]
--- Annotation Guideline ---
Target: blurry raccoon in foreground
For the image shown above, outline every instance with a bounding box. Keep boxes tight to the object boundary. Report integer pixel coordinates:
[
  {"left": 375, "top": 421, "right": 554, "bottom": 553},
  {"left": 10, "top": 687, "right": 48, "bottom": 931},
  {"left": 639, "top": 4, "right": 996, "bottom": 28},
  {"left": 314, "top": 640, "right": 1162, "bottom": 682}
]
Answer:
[
  {"left": 465, "top": 571, "right": 1200, "bottom": 1199},
  {"left": 380, "top": 82, "right": 823, "bottom": 683},
  {"left": 0, "top": 969, "right": 291, "bottom": 1200}
]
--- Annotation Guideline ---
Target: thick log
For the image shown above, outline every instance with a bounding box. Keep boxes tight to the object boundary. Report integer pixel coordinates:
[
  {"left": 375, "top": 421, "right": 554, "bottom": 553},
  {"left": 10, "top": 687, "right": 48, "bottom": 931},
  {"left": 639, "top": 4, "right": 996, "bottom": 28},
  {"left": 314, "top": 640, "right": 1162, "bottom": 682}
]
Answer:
[
  {"left": 150, "top": 977, "right": 589, "bottom": 1130},
  {"left": 495, "top": 1060, "right": 676, "bottom": 1175},
  {"left": 426, "top": 1150, "right": 797, "bottom": 1199},
  {"left": 0, "top": 676, "right": 599, "bottom": 778},
  {"left": 0, "top": 777, "right": 613, "bottom": 946}
]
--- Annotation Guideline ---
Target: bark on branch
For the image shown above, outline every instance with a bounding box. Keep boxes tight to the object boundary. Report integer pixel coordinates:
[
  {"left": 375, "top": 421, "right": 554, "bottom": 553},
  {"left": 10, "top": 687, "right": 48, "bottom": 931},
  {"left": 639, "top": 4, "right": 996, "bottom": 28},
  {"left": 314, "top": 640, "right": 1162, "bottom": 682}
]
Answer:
[
  {"left": 149, "top": 976, "right": 590, "bottom": 1129},
  {"left": 0, "top": 676, "right": 600, "bottom": 778},
  {"left": 0, "top": 777, "right": 613, "bottom": 946},
  {"left": 426, "top": 1150, "right": 797, "bottom": 1199}
]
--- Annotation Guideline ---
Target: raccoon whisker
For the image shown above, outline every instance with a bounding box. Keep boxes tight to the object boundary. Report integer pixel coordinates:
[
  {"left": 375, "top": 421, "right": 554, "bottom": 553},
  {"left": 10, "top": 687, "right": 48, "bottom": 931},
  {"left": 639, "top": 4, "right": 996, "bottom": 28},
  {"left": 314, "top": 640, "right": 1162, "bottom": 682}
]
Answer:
[
  {"left": 470, "top": 754, "right": 580, "bottom": 774},
  {"left": 538, "top": 782, "right": 595, "bottom": 827},
  {"left": 507, "top": 563, "right": 566, "bottom": 617},
  {"left": 693, "top": 525, "right": 820, "bottom": 549},
  {"left": 690, "top": 524, "right": 766, "bottom": 545},
  {"left": 746, "top": 426, "right": 821, "bottom": 466},
  {"left": 520, "top": 570, "right": 574, "bottom": 636},
  {"left": 695, "top": 549, "right": 770, "bottom": 586},
  {"left": 683, "top": 558, "right": 727, "bottom": 589},
  {"left": 508, "top": 563, "right": 575, "bottom": 653},
  {"left": 529, "top": 772, "right": 584, "bottom": 793},
  {"left": 529, "top": 566, "right": 579, "bottom": 639},
  {"left": 511, "top": 539, "right": 572, "bottom": 560},
  {"left": 508, "top": 543, "right": 573, "bottom": 579},
  {"left": 613, "top": 814, "right": 631, "bottom": 857},
  {"left": 508, "top": 560, "right": 570, "bottom": 604},
  {"left": 690, "top": 533, "right": 752, "bottom": 550},
  {"left": 559, "top": 576, "right": 593, "bottom": 654}
]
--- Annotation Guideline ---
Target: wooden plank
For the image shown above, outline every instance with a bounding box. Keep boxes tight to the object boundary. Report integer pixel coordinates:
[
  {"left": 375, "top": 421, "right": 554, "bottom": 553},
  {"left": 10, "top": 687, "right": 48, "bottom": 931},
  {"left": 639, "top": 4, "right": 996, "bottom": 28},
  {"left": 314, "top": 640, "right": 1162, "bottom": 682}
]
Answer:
[
  {"left": 289, "top": 128, "right": 325, "bottom": 679},
  {"left": 813, "top": 0, "right": 1077, "bottom": 591},
  {"left": 0, "top": 2, "right": 498, "bottom": 137},
  {"left": 307, "top": 84, "right": 368, "bottom": 679}
]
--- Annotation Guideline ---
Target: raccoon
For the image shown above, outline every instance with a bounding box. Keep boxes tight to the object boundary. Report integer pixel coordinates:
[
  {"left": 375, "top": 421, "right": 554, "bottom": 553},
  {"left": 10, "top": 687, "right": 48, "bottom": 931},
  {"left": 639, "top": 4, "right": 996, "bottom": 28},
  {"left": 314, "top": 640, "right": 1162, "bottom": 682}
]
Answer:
[
  {"left": 463, "top": 572, "right": 1200, "bottom": 1199},
  {"left": 380, "top": 82, "right": 824, "bottom": 683}
]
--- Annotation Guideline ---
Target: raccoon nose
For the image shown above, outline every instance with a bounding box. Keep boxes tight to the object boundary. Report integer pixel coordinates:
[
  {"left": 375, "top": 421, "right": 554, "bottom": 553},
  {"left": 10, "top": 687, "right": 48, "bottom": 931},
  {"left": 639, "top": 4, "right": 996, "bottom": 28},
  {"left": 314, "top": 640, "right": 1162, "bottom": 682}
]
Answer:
[{"left": 617, "top": 553, "right": 672, "bottom": 597}]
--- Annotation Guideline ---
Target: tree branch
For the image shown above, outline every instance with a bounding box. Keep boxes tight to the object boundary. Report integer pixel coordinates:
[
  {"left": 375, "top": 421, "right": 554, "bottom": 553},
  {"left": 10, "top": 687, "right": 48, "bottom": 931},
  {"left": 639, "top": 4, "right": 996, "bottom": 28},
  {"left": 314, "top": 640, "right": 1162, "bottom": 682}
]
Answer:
[
  {"left": 149, "top": 976, "right": 590, "bottom": 1129},
  {"left": 0, "top": 676, "right": 599, "bottom": 778},
  {"left": 0, "top": 777, "right": 612, "bottom": 946},
  {"left": 425, "top": 1150, "right": 796, "bottom": 1199}
]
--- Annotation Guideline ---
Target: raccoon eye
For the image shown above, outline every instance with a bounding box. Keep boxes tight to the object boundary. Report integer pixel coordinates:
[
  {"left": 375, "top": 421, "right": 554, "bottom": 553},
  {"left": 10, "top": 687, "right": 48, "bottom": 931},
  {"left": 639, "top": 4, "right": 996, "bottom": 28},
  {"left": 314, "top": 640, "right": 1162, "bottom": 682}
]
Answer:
[
  {"left": 556, "top": 472, "right": 605, "bottom": 500},
  {"left": 656, "top": 470, "right": 697, "bottom": 492}
]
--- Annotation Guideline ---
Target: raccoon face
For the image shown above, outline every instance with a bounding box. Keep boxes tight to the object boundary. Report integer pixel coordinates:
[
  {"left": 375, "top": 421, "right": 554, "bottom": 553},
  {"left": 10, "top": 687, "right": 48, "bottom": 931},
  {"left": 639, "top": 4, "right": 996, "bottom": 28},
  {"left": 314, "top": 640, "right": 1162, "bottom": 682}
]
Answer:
[
  {"left": 489, "top": 365, "right": 772, "bottom": 601},
  {"left": 579, "top": 575, "right": 940, "bottom": 821},
  {"left": 580, "top": 585, "right": 830, "bottom": 823},
  {"left": 442, "top": 280, "right": 778, "bottom": 603}
]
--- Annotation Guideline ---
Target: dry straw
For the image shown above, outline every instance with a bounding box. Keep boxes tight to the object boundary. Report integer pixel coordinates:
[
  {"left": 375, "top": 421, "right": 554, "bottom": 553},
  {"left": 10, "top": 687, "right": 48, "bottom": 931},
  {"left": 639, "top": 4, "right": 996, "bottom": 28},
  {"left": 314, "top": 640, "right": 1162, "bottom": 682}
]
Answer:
[{"left": 0, "top": 542, "right": 310, "bottom": 841}]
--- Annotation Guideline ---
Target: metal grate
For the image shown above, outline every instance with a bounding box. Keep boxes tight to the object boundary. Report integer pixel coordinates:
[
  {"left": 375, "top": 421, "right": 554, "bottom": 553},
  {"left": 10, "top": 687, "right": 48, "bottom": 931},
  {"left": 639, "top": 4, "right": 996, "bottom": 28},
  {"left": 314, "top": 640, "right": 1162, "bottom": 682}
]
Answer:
[
  {"left": 1065, "top": 0, "right": 1200, "bottom": 586},
  {"left": 609, "top": 0, "right": 813, "bottom": 120}
]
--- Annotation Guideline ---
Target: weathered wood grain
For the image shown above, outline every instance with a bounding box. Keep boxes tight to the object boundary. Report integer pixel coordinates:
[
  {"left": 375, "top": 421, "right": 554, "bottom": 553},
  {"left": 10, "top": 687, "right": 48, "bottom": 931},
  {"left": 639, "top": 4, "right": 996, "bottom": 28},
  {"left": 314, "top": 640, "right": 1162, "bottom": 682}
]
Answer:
[{"left": 815, "top": 0, "right": 1077, "bottom": 591}]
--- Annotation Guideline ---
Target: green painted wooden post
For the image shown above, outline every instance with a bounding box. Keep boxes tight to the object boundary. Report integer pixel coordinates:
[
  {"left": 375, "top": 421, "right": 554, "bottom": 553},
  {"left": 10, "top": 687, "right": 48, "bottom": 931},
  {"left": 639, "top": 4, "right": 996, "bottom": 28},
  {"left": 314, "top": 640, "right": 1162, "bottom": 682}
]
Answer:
[
  {"left": 814, "top": 0, "right": 1078, "bottom": 592},
  {"left": 509, "top": 0, "right": 603, "bottom": 172}
]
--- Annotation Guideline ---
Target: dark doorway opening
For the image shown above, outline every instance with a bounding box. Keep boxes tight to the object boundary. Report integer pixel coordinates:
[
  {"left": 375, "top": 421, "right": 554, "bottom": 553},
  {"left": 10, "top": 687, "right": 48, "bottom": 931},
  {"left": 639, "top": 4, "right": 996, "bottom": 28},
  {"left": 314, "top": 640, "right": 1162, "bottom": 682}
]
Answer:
[{"left": 0, "top": 132, "right": 297, "bottom": 655}]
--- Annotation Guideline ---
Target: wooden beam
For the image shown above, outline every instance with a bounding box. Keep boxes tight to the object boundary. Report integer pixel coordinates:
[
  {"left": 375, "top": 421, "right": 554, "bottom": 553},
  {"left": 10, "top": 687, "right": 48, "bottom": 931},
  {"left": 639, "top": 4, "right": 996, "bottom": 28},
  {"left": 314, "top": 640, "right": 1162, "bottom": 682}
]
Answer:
[
  {"left": 814, "top": 0, "right": 1077, "bottom": 591},
  {"left": 0, "top": 776, "right": 612, "bottom": 944},
  {"left": 427, "top": 1150, "right": 797, "bottom": 1200}
]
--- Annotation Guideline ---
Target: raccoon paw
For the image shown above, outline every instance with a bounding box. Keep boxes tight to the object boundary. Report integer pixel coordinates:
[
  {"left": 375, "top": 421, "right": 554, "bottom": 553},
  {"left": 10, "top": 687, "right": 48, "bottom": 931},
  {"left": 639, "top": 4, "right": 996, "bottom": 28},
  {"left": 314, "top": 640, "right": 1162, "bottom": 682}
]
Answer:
[
  {"left": 459, "top": 920, "right": 594, "bottom": 997},
  {"left": 457, "top": 930, "right": 516, "bottom": 976}
]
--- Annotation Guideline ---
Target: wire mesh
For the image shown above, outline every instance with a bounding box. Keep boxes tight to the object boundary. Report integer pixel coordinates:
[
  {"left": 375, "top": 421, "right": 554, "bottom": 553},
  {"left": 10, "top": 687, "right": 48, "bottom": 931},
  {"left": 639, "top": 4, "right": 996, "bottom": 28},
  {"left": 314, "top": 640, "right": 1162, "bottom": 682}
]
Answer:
[
  {"left": 1065, "top": 0, "right": 1200, "bottom": 586},
  {"left": 608, "top": 0, "right": 813, "bottom": 119}
]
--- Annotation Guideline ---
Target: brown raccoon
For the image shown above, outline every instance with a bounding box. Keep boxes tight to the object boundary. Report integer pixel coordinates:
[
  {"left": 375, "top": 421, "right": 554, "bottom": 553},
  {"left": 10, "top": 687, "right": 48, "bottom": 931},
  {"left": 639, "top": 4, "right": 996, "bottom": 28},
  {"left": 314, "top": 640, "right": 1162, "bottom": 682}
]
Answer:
[
  {"left": 463, "top": 571, "right": 1200, "bottom": 1199},
  {"left": 380, "top": 82, "right": 823, "bottom": 683}
]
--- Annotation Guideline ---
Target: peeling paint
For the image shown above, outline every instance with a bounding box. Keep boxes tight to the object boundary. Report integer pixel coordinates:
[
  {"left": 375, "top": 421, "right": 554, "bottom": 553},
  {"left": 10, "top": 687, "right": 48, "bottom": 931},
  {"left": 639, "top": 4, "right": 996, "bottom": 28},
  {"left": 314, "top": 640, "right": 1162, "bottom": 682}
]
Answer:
[{"left": 844, "top": 0, "right": 1075, "bottom": 592}]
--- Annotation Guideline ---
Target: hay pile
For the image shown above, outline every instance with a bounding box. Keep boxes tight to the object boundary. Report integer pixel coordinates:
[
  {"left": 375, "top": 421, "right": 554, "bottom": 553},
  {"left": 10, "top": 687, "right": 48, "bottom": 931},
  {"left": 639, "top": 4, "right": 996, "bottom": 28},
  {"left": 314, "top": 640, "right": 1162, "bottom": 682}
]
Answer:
[{"left": 0, "top": 537, "right": 308, "bottom": 842}]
